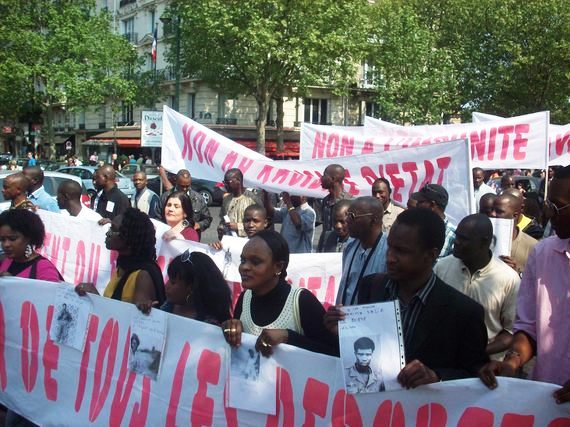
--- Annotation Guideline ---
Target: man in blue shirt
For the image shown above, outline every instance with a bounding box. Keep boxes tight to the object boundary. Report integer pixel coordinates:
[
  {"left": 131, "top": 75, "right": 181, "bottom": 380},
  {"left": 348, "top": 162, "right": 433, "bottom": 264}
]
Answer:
[
  {"left": 263, "top": 191, "right": 315, "bottom": 253},
  {"left": 26, "top": 151, "right": 37, "bottom": 167},
  {"left": 23, "top": 166, "right": 60, "bottom": 212}
]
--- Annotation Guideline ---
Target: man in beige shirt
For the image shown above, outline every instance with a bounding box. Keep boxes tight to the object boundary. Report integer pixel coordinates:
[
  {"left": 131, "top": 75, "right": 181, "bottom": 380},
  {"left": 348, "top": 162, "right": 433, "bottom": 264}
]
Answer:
[
  {"left": 490, "top": 193, "right": 537, "bottom": 275},
  {"left": 218, "top": 168, "right": 260, "bottom": 238},
  {"left": 371, "top": 177, "right": 404, "bottom": 233},
  {"left": 434, "top": 214, "right": 520, "bottom": 360}
]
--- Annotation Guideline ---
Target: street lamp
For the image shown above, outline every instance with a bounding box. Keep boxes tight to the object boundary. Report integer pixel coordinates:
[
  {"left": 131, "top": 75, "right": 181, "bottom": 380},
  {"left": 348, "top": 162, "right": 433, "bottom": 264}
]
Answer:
[{"left": 160, "top": 14, "right": 181, "bottom": 112}]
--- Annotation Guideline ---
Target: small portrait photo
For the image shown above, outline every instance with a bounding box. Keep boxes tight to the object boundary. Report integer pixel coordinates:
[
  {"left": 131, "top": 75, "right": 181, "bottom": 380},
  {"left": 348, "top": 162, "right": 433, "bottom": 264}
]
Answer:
[
  {"left": 53, "top": 302, "right": 78, "bottom": 346},
  {"left": 128, "top": 333, "right": 163, "bottom": 381},
  {"left": 341, "top": 335, "right": 385, "bottom": 394},
  {"left": 231, "top": 346, "right": 261, "bottom": 382}
]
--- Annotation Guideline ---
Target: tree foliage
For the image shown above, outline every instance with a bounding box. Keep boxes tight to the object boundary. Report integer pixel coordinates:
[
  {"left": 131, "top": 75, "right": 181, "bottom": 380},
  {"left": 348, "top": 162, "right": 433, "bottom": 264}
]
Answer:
[
  {"left": 169, "top": 0, "right": 369, "bottom": 153},
  {"left": 368, "top": 0, "right": 570, "bottom": 124},
  {"left": 0, "top": 0, "right": 149, "bottom": 153}
]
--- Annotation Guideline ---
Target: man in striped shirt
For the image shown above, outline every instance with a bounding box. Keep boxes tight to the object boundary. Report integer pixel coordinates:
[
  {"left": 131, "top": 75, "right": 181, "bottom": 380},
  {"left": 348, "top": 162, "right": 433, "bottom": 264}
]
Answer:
[{"left": 325, "top": 208, "right": 489, "bottom": 388}]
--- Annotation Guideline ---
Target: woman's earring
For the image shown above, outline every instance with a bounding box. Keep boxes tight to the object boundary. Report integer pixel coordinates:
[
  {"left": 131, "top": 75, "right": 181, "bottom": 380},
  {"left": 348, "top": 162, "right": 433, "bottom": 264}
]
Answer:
[
  {"left": 275, "top": 271, "right": 281, "bottom": 277},
  {"left": 185, "top": 294, "right": 191, "bottom": 304},
  {"left": 25, "top": 244, "right": 33, "bottom": 259}
]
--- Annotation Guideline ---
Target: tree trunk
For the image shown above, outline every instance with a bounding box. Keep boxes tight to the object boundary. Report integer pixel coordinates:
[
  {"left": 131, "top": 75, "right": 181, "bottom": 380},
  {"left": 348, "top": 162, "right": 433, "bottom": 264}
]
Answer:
[
  {"left": 275, "top": 95, "right": 284, "bottom": 154},
  {"left": 256, "top": 94, "right": 270, "bottom": 155},
  {"left": 46, "top": 102, "right": 55, "bottom": 160}
]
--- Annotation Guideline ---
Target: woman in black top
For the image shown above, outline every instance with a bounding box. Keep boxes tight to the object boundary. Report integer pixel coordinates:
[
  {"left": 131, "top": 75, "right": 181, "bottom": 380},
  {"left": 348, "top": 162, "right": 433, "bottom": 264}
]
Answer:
[{"left": 222, "top": 230, "right": 337, "bottom": 356}]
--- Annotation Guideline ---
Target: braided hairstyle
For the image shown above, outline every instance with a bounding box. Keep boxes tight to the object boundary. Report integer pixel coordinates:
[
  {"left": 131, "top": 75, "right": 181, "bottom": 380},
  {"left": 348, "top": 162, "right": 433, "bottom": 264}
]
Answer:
[{"left": 119, "top": 208, "right": 157, "bottom": 260}]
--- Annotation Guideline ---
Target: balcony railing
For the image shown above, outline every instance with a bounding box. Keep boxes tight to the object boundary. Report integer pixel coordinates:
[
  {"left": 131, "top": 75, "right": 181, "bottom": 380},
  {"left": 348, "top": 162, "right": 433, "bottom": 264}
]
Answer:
[{"left": 119, "top": 0, "right": 136, "bottom": 7}]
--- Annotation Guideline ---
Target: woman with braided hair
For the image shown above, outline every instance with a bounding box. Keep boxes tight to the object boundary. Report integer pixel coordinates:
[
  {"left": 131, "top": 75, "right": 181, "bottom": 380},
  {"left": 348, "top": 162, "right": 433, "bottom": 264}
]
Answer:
[{"left": 76, "top": 208, "right": 165, "bottom": 305}]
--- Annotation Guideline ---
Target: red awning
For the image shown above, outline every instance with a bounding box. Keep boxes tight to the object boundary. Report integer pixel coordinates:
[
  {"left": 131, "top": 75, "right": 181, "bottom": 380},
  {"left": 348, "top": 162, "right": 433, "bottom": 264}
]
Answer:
[
  {"left": 236, "top": 140, "right": 299, "bottom": 158},
  {"left": 115, "top": 139, "right": 140, "bottom": 147}
]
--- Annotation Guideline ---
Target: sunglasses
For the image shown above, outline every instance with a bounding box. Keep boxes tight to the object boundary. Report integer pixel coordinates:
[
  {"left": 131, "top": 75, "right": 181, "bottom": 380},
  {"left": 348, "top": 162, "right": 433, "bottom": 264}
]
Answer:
[
  {"left": 546, "top": 199, "right": 570, "bottom": 216},
  {"left": 346, "top": 211, "right": 374, "bottom": 221}
]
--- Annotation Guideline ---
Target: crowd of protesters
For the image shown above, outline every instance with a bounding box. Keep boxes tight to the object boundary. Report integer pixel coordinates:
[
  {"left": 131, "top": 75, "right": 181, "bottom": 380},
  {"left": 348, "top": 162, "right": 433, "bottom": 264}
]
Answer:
[{"left": 1, "top": 157, "right": 569, "bottom": 427}]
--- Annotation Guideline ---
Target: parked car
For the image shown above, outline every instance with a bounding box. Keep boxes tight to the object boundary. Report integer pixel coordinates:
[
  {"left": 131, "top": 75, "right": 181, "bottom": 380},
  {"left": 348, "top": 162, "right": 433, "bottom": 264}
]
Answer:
[
  {"left": 57, "top": 165, "right": 136, "bottom": 199},
  {"left": 489, "top": 175, "right": 542, "bottom": 194},
  {"left": 0, "top": 170, "right": 89, "bottom": 211},
  {"left": 120, "top": 164, "right": 160, "bottom": 180},
  {"left": 191, "top": 178, "right": 225, "bottom": 206}
]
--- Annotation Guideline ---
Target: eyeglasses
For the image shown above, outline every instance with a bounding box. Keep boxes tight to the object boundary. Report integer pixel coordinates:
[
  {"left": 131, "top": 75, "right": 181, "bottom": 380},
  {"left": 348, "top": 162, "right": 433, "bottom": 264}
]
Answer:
[
  {"left": 346, "top": 212, "right": 374, "bottom": 221},
  {"left": 180, "top": 249, "right": 194, "bottom": 265},
  {"left": 546, "top": 200, "right": 570, "bottom": 216}
]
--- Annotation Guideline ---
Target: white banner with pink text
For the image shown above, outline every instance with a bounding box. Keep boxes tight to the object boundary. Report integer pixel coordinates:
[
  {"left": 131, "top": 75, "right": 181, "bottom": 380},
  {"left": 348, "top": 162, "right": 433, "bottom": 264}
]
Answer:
[
  {"left": 0, "top": 279, "right": 568, "bottom": 426},
  {"left": 160, "top": 106, "right": 474, "bottom": 224},
  {"left": 300, "top": 112, "right": 549, "bottom": 170},
  {"left": 36, "top": 211, "right": 342, "bottom": 309},
  {"left": 473, "top": 111, "right": 570, "bottom": 166}
]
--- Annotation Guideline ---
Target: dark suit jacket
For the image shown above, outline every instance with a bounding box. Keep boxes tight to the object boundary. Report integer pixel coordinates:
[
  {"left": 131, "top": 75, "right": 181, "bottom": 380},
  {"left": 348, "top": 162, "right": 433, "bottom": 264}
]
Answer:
[{"left": 358, "top": 273, "right": 489, "bottom": 381}]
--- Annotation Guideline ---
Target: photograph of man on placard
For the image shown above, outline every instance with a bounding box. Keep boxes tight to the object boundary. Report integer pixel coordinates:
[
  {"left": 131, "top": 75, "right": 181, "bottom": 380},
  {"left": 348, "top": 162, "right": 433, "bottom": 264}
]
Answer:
[{"left": 343, "top": 336, "right": 385, "bottom": 394}]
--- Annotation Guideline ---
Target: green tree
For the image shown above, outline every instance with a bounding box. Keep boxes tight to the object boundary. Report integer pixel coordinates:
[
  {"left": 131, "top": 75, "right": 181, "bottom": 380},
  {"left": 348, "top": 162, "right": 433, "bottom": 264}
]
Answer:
[
  {"left": 367, "top": 1, "right": 459, "bottom": 124},
  {"left": 440, "top": 0, "right": 570, "bottom": 123},
  {"left": 0, "top": 0, "right": 145, "bottom": 157},
  {"left": 169, "top": 0, "right": 369, "bottom": 154}
]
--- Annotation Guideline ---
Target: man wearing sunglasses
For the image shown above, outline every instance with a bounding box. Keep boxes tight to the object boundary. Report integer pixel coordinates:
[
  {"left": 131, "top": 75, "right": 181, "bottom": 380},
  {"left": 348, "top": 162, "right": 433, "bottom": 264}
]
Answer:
[
  {"left": 335, "top": 196, "right": 387, "bottom": 306},
  {"left": 479, "top": 165, "right": 570, "bottom": 404}
]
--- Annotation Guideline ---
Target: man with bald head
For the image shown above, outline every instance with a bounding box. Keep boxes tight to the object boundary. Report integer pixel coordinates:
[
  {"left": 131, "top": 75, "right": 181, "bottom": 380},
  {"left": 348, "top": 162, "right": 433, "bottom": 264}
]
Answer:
[
  {"left": 2, "top": 172, "right": 35, "bottom": 210},
  {"left": 316, "top": 164, "right": 353, "bottom": 232},
  {"left": 335, "top": 196, "right": 387, "bottom": 306},
  {"left": 478, "top": 192, "right": 496, "bottom": 217},
  {"left": 57, "top": 179, "right": 102, "bottom": 220},
  {"left": 22, "top": 165, "right": 59, "bottom": 212},
  {"left": 491, "top": 193, "right": 537, "bottom": 274},
  {"left": 434, "top": 214, "right": 520, "bottom": 359},
  {"left": 92, "top": 164, "right": 130, "bottom": 220},
  {"left": 502, "top": 188, "right": 544, "bottom": 239}
]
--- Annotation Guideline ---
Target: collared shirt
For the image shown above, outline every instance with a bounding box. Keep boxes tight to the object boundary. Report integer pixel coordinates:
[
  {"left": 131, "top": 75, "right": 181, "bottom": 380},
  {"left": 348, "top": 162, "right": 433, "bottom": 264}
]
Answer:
[
  {"left": 434, "top": 255, "right": 520, "bottom": 344},
  {"left": 514, "top": 236, "right": 570, "bottom": 385},
  {"left": 474, "top": 183, "right": 495, "bottom": 208},
  {"left": 382, "top": 200, "right": 405, "bottom": 233},
  {"left": 29, "top": 186, "right": 59, "bottom": 212},
  {"left": 439, "top": 218, "right": 456, "bottom": 258},
  {"left": 344, "top": 365, "right": 385, "bottom": 394},
  {"left": 386, "top": 273, "right": 437, "bottom": 352},
  {"left": 274, "top": 202, "right": 316, "bottom": 253},
  {"left": 317, "top": 190, "right": 352, "bottom": 232},
  {"left": 336, "top": 233, "right": 388, "bottom": 305}
]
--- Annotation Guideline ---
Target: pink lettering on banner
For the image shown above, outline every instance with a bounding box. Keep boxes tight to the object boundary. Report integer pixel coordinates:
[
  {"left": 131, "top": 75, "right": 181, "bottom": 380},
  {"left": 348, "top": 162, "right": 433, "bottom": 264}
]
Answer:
[
  {"left": 362, "top": 139, "right": 375, "bottom": 155},
  {"left": 548, "top": 418, "right": 570, "bottom": 427},
  {"left": 456, "top": 407, "right": 494, "bottom": 427},
  {"left": 166, "top": 342, "right": 191, "bottom": 427},
  {"left": 20, "top": 301, "right": 39, "bottom": 393},
  {"left": 470, "top": 124, "right": 530, "bottom": 162},
  {"left": 238, "top": 158, "right": 255, "bottom": 175},
  {"left": 372, "top": 400, "right": 405, "bottom": 427},
  {"left": 191, "top": 349, "right": 221, "bottom": 426},
  {"left": 109, "top": 328, "right": 150, "bottom": 427},
  {"left": 75, "top": 315, "right": 100, "bottom": 412},
  {"left": 89, "top": 318, "right": 120, "bottom": 422},
  {"left": 74, "top": 241, "right": 102, "bottom": 285},
  {"left": 312, "top": 132, "right": 327, "bottom": 159},
  {"left": 221, "top": 151, "right": 239, "bottom": 171},
  {"left": 181, "top": 123, "right": 194, "bottom": 160},
  {"left": 297, "top": 276, "right": 336, "bottom": 309},
  {"left": 554, "top": 131, "right": 570, "bottom": 156},
  {"left": 267, "top": 367, "right": 295, "bottom": 427},
  {"left": 43, "top": 306, "right": 59, "bottom": 401},
  {"left": 0, "top": 301, "right": 6, "bottom": 391},
  {"left": 416, "top": 403, "right": 447, "bottom": 427},
  {"left": 500, "top": 414, "right": 535, "bottom": 427},
  {"left": 302, "top": 378, "right": 329, "bottom": 427},
  {"left": 359, "top": 157, "right": 452, "bottom": 203},
  {"left": 223, "top": 383, "right": 239, "bottom": 427},
  {"left": 331, "top": 389, "right": 362, "bottom": 427}
]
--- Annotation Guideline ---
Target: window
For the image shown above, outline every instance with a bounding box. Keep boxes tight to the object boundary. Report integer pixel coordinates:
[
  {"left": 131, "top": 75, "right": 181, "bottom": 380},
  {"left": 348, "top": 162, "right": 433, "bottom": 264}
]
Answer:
[
  {"left": 98, "top": 105, "right": 106, "bottom": 128},
  {"left": 78, "top": 111, "right": 86, "bottom": 130},
  {"left": 365, "top": 102, "right": 381, "bottom": 119},
  {"left": 121, "top": 103, "right": 133, "bottom": 125},
  {"left": 122, "top": 18, "right": 136, "bottom": 43},
  {"left": 361, "top": 61, "right": 377, "bottom": 88},
  {"left": 304, "top": 98, "right": 328, "bottom": 124},
  {"left": 150, "top": 10, "right": 155, "bottom": 33}
]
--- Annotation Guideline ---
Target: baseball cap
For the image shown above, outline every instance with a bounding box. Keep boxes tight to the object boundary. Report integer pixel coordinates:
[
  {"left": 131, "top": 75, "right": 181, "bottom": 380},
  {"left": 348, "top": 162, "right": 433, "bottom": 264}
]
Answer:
[{"left": 418, "top": 183, "right": 449, "bottom": 209}]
